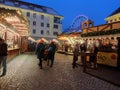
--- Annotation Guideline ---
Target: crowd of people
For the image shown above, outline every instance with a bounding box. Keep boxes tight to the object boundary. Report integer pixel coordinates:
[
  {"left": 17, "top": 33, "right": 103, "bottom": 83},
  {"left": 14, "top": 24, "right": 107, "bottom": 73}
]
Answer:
[
  {"left": 72, "top": 43, "right": 99, "bottom": 69},
  {"left": 35, "top": 39, "right": 57, "bottom": 69},
  {"left": 0, "top": 37, "right": 100, "bottom": 77},
  {"left": 35, "top": 39, "right": 99, "bottom": 69}
]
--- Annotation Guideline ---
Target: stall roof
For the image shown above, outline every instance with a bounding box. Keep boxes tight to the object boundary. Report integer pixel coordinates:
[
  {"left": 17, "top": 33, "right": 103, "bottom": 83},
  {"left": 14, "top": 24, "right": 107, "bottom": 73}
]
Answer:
[
  {"left": 0, "top": 7, "right": 29, "bottom": 36},
  {"left": 108, "top": 7, "right": 120, "bottom": 17}
]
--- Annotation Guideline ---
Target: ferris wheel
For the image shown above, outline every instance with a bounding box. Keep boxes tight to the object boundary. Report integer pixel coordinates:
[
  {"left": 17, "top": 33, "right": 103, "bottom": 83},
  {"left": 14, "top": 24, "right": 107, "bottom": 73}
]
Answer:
[{"left": 69, "top": 15, "right": 88, "bottom": 32}]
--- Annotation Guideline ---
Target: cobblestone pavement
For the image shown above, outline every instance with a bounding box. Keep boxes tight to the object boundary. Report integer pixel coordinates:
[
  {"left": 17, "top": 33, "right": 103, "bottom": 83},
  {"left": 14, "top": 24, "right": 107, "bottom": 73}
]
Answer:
[{"left": 0, "top": 53, "right": 120, "bottom": 90}]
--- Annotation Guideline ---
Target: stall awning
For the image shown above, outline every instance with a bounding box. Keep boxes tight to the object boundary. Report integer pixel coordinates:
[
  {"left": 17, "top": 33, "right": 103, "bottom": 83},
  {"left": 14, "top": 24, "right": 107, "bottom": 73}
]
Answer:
[
  {"left": 28, "top": 37, "right": 36, "bottom": 42},
  {"left": 0, "top": 7, "right": 29, "bottom": 36}
]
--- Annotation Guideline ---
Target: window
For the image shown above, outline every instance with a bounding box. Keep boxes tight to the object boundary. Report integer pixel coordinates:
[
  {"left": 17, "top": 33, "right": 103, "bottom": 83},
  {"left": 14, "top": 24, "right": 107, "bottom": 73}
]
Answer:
[
  {"left": 110, "top": 20, "right": 112, "bottom": 23},
  {"left": 41, "top": 15, "right": 44, "bottom": 20},
  {"left": 41, "top": 30, "right": 44, "bottom": 35},
  {"left": 33, "top": 21, "right": 36, "bottom": 26},
  {"left": 54, "top": 24, "right": 58, "bottom": 29},
  {"left": 83, "top": 23, "right": 87, "bottom": 28},
  {"left": 47, "top": 23, "right": 50, "bottom": 27},
  {"left": 26, "top": 12, "right": 30, "bottom": 17},
  {"left": 33, "top": 29, "right": 36, "bottom": 34},
  {"left": 54, "top": 17, "right": 61, "bottom": 23},
  {"left": 41, "top": 22, "right": 44, "bottom": 27},
  {"left": 46, "top": 31, "right": 49, "bottom": 35},
  {"left": 53, "top": 32, "right": 58, "bottom": 35},
  {"left": 33, "top": 13, "right": 36, "bottom": 18}
]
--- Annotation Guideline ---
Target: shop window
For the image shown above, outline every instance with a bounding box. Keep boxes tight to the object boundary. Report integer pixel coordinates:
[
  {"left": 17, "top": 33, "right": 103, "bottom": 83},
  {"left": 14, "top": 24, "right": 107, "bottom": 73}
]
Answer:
[{"left": 6, "top": 31, "right": 19, "bottom": 49}]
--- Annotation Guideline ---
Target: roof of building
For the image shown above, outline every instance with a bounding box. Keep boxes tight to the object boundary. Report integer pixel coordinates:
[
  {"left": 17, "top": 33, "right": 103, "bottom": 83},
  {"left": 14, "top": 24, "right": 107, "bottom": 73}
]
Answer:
[
  {"left": 0, "top": 0, "right": 63, "bottom": 17},
  {"left": 108, "top": 7, "right": 120, "bottom": 17}
]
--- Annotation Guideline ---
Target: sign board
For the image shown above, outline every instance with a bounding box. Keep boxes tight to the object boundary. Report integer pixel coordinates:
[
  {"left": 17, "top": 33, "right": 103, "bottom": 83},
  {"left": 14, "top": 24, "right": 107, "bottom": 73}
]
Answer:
[{"left": 97, "top": 52, "right": 117, "bottom": 67}]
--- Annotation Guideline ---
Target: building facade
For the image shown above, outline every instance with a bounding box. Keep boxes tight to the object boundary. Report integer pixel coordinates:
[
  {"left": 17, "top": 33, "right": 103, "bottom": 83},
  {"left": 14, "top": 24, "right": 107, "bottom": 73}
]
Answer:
[{"left": 0, "top": 0, "right": 63, "bottom": 41}]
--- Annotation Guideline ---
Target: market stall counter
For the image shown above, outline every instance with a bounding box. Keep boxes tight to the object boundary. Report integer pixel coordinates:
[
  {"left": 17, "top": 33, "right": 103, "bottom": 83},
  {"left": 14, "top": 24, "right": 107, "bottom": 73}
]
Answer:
[
  {"left": 7, "top": 48, "right": 20, "bottom": 62},
  {"left": 79, "top": 52, "right": 97, "bottom": 72}
]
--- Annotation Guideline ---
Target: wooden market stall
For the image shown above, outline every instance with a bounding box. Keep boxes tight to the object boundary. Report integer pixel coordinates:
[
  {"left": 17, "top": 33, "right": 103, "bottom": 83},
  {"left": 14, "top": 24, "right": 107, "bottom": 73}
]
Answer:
[
  {"left": 81, "top": 19, "right": 120, "bottom": 68},
  {"left": 57, "top": 32, "right": 82, "bottom": 53},
  {"left": 0, "top": 7, "right": 29, "bottom": 61}
]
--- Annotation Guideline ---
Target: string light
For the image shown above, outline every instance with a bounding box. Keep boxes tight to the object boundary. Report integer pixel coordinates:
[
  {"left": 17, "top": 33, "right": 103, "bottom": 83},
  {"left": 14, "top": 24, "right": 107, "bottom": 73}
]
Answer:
[{"left": 0, "top": 7, "right": 29, "bottom": 36}]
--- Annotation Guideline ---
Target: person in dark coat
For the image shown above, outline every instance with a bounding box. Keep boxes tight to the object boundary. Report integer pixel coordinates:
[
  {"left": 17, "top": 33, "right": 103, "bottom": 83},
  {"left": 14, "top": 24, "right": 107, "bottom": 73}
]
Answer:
[
  {"left": 64, "top": 44, "right": 68, "bottom": 55},
  {"left": 35, "top": 39, "right": 45, "bottom": 69},
  {"left": 47, "top": 41, "right": 57, "bottom": 67},
  {"left": 80, "top": 43, "right": 86, "bottom": 52},
  {"left": 89, "top": 44, "right": 99, "bottom": 68},
  {"left": 0, "top": 38, "right": 7, "bottom": 77},
  {"left": 80, "top": 43, "right": 87, "bottom": 65},
  {"left": 72, "top": 43, "right": 79, "bottom": 69}
]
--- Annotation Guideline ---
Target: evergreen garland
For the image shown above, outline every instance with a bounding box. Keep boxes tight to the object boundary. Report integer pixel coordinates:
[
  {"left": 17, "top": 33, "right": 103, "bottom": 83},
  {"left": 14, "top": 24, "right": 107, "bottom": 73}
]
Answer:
[{"left": 81, "top": 29, "right": 120, "bottom": 37}]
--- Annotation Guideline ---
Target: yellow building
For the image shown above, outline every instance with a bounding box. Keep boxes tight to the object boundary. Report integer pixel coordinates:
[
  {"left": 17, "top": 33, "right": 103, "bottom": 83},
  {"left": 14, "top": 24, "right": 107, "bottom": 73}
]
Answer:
[{"left": 105, "top": 7, "right": 120, "bottom": 23}]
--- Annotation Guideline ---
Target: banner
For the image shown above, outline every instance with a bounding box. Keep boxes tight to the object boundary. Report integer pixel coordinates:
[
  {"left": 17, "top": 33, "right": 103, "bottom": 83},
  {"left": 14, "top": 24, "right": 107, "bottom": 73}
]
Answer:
[{"left": 97, "top": 52, "right": 117, "bottom": 67}]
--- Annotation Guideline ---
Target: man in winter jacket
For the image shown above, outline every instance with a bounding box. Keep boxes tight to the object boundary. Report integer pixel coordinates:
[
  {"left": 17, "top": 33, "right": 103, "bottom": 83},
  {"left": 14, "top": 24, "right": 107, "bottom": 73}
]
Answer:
[{"left": 0, "top": 38, "right": 7, "bottom": 77}]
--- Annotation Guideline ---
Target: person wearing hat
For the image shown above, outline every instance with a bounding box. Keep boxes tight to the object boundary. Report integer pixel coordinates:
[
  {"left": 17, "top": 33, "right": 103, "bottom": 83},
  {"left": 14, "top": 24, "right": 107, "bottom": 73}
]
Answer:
[
  {"left": 0, "top": 38, "right": 7, "bottom": 77},
  {"left": 35, "top": 39, "right": 45, "bottom": 69}
]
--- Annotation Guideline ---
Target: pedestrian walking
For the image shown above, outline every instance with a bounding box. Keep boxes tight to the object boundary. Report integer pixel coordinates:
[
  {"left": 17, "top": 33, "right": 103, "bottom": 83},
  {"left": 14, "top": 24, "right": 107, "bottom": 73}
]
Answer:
[
  {"left": 0, "top": 38, "right": 7, "bottom": 77},
  {"left": 72, "top": 43, "right": 79, "bottom": 69},
  {"left": 64, "top": 44, "right": 68, "bottom": 55},
  {"left": 80, "top": 43, "right": 87, "bottom": 65},
  {"left": 47, "top": 41, "right": 57, "bottom": 67},
  {"left": 35, "top": 39, "right": 45, "bottom": 69}
]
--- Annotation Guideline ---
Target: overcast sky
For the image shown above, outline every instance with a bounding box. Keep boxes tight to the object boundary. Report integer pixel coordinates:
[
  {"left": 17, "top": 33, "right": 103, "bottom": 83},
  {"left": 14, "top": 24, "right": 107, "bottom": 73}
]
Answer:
[{"left": 21, "top": 0, "right": 120, "bottom": 31}]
